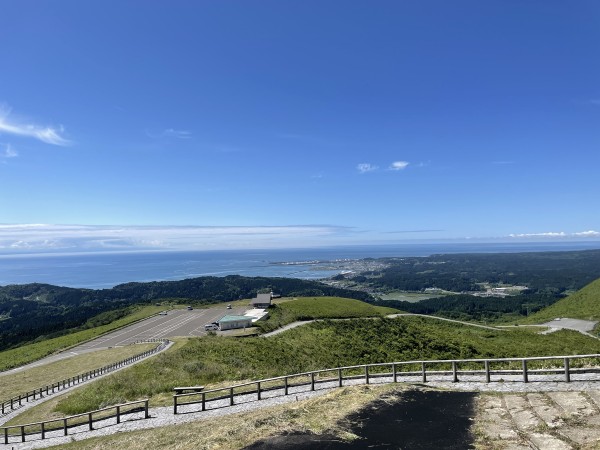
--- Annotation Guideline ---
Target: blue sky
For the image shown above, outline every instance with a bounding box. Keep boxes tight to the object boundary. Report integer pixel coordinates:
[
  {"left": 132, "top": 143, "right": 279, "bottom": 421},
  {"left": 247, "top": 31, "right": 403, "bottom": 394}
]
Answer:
[{"left": 1, "top": 1, "right": 599, "bottom": 253}]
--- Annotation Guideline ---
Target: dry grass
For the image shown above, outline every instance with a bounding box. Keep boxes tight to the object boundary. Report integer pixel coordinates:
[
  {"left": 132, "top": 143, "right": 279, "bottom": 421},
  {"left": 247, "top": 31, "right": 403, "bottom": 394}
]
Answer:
[
  {"left": 0, "top": 344, "right": 156, "bottom": 402},
  {"left": 50, "top": 384, "right": 403, "bottom": 450}
]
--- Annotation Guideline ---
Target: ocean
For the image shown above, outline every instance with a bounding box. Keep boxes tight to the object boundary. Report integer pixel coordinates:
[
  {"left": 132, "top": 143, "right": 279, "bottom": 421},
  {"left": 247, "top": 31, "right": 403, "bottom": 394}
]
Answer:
[{"left": 1, "top": 242, "right": 599, "bottom": 289}]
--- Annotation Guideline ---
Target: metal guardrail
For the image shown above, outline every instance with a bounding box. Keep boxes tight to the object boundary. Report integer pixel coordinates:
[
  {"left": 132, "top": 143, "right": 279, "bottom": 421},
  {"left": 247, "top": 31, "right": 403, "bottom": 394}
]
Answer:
[
  {"left": 0, "top": 339, "right": 169, "bottom": 417},
  {"left": 173, "top": 353, "right": 600, "bottom": 414},
  {"left": 1, "top": 399, "right": 149, "bottom": 444}
]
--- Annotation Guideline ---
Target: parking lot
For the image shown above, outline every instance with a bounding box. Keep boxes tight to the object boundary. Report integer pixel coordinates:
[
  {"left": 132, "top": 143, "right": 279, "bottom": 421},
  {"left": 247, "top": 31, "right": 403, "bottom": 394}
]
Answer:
[{"left": 75, "top": 305, "right": 249, "bottom": 351}]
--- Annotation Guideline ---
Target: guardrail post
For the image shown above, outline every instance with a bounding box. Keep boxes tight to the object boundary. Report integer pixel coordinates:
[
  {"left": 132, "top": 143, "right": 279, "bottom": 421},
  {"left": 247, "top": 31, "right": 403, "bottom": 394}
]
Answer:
[
  {"left": 21, "top": 425, "right": 25, "bottom": 442},
  {"left": 41, "top": 422, "right": 45, "bottom": 440},
  {"left": 422, "top": 362, "right": 427, "bottom": 382},
  {"left": 284, "top": 377, "right": 289, "bottom": 395},
  {"left": 338, "top": 368, "right": 343, "bottom": 387},
  {"left": 202, "top": 392, "right": 206, "bottom": 411},
  {"left": 310, "top": 372, "right": 315, "bottom": 391},
  {"left": 522, "top": 360, "right": 528, "bottom": 383},
  {"left": 145, "top": 400, "right": 150, "bottom": 419},
  {"left": 392, "top": 363, "right": 397, "bottom": 383},
  {"left": 564, "top": 357, "right": 571, "bottom": 382},
  {"left": 485, "top": 360, "right": 490, "bottom": 383},
  {"left": 89, "top": 412, "right": 93, "bottom": 430},
  {"left": 452, "top": 361, "right": 458, "bottom": 382},
  {"left": 257, "top": 382, "right": 261, "bottom": 400},
  {"left": 365, "top": 365, "right": 370, "bottom": 384},
  {"left": 230, "top": 388, "right": 234, "bottom": 406},
  {"left": 63, "top": 418, "right": 68, "bottom": 435}
]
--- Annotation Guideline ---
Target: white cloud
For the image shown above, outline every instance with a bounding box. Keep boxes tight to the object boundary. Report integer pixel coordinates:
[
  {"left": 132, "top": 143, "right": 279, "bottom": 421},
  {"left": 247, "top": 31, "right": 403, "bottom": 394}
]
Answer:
[
  {"left": 0, "top": 224, "right": 353, "bottom": 254},
  {"left": 146, "top": 128, "right": 192, "bottom": 139},
  {"left": 389, "top": 161, "right": 409, "bottom": 171},
  {"left": 509, "top": 232, "right": 567, "bottom": 238},
  {"left": 0, "top": 107, "right": 70, "bottom": 146},
  {"left": 509, "top": 230, "right": 600, "bottom": 239},
  {"left": 573, "top": 230, "right": 600, "bottom": 237},
  {"left": 357, "top": 163, "right": 378, "bottom": 173},
  {"left": 2, "top": 143, "right": 17, "bottom": 158}
]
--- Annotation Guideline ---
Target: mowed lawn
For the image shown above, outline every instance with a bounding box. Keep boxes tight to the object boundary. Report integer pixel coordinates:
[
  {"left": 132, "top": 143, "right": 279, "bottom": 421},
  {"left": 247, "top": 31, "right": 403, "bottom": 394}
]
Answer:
[
  {"left": 0, "top": 343, "right": 156, "bottom": 402},
  {"left": 257, "top": 296, "right": 399, "bottom": 332}
]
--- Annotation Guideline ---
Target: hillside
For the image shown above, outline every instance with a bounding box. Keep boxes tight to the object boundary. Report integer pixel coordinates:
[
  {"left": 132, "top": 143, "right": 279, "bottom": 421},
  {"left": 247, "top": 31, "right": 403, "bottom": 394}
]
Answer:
[
  {"left": 51, "top": 316, "right": 600, "bottom": 415},
  {"left": 0, "top": 276, "right": 372, "bottom": 350},
  {"left": 524, "top": 277, "right": 600, "bottom": 324}
]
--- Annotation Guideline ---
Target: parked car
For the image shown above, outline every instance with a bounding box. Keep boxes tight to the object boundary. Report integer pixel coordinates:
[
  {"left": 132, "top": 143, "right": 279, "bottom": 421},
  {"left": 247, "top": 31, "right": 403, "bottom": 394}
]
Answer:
[
  {"left": 187, "top": 305, "right": 193, "bottom": 310},
  {"left": 227, "top": 304, "right": 232, "bottom": 309},
  {"left": 204, "top": 323, "right": 219, "bottom": 331},
  {"left": 159, "top": 311, "right": 168, "bottom": 316}
]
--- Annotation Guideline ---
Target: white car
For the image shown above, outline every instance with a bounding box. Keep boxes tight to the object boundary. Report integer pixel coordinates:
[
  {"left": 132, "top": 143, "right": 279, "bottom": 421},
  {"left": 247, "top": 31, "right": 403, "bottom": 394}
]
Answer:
[{"left": 204, "top": 323, "right": 219, "bottom": 331}]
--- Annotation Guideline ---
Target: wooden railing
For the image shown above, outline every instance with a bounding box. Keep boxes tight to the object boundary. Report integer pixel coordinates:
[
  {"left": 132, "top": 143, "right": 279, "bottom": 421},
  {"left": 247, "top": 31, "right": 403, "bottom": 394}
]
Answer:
[
  {"left": 173, "top": 353, "right": 600, "bottom": 414},
  {"left": 1, "top": 399, "right": 149, "bottom": 444},
  {"left": 0, "top": 340, "right": 169, "bottom": 417}
]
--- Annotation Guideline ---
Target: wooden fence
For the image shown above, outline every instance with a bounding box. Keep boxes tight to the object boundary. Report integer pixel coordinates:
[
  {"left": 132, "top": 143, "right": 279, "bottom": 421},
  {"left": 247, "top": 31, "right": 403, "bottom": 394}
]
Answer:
[
  {"left": 1, "top": 399, "right": 149, "bottom": 444},
  {"left": 0, "top": 339, "right": 169, "bottom": 417},
  {"left": 173, "top": 353, "right": 600, "bottom": 414}
]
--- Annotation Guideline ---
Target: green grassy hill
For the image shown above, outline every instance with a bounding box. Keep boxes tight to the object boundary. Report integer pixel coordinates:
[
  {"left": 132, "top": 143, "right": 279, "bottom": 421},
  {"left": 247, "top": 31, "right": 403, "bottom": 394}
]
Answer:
[
  {"left": 51, "top": 316, "right": 600, "bottom": 415},
  {"left": 523, "top": 277, "right": 600, "bottom": 324},
  {"left": 256, "top": 296, "right": 400, "bottom": 332}
]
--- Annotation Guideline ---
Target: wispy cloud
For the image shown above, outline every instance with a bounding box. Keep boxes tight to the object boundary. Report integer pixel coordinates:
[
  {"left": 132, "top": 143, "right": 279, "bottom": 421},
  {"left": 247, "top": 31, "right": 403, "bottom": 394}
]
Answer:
[
  {"left": 1, "top": 143, "right": 17, "bottom": 158},
  {"left": 357, "top": 163, "right": 378, "bottom": 173},
  {"left": 389, "top": 161, "right": 410, "bottom": 171},
  {"left": 383, "top": 229, "right": 444, "bottom": 234},
  {"left": 146, "top": 128, "right": 192, "bottom": 139},
  {"left": 0, "top": 106, "right": 70, "bottom": 146},
  {"left": 0, "top": 224, "right": 355, "bottom": 255},
  {"left": 509, "top": 230, "right": 600, "bottom": 238}
]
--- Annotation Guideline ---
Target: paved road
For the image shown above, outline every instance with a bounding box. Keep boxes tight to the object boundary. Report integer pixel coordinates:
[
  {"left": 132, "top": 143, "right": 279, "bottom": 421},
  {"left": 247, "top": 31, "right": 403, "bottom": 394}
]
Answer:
[
  {"left": 1, "top": 306, "right": 248, "bottom": 376},
  {"left": 76, "top": 306, "right": 248, "bottom": 351},
  {"left": 539, "top": 318, "right": 598, "bottom": 333}
]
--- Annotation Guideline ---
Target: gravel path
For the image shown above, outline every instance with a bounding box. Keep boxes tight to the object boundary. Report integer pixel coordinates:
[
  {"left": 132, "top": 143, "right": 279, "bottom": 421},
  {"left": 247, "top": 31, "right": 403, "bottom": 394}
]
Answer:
[
  {"left": 0, "top": 341, "right": 174, "bottom": 426},
  {"left": 5, "top": 371, "right": 600, "bottom": 449}
]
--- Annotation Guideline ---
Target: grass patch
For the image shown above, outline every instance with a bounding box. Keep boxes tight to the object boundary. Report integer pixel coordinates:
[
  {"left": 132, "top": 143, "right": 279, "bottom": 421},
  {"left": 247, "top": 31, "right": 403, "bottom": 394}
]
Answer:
[
  {"left": 0, "top": 344, "right": 156, "bottom": 403},
  {"left": 0, "top": 305, "right": 165, "bottom": 372},
  {"left": 256, "top": 296, "right": 399, "bottom": 332},
  {"left": 53, "top": 316, "right": 600, "bottom": 414},
  {"left": 523, "top": 278, "right": 600, "bottom": 324},
  {"left": 49, "top": 384, "right": 401, "bottom": 450}
]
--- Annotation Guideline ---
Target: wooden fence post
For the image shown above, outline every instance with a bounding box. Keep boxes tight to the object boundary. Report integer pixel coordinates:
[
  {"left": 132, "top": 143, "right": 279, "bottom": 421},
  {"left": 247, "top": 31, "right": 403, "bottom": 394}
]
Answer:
[
  {"left": 117, "top": 405, "right": 121, "bottom": 423},
  {"left": 522, "top": 360, "right": 528, "bottom": 383},
  {"left": 392, "top": 363, "right": 397, "bottom": 383},
  {"left": 41, "top": 422, "right": 45, "bottom": 440},
  {"left": 89, "top": 413, "right": 94, "bottom": 430},
  {"left": 310, "top": 372, "right": 315, "bottom": 391},
  {"left": 338, "top": 368, "right": 343, "bottom": 387},
  {"left": 230, "top": 388, "right": 234, "bottom": 406},
  {"left": 63, "top": 418, "right": 68, "bottom": 436},
  {"left": 485, "top": 360, "right": 490, "bottom": 383},
  {"left": 421, "top": 362, "right": 427, "bottom": 382},
  {"left": 365, "top": 365, "right": 370, "bottom": 385},
  {"left": 202, "top": 392, "right": 206, "bottom": 411},
  {"left": 284, "top": 377, "right": 289, "bottom": 396},
  {"left": 145, "top": 400, "right": 150, "bottom": 419},
  {"left": 452, "top": 361, "right": 458, "bottom": 382},
  {"left": 564, "top": 358, "right": 570, "bottom": 382},
  {"left": 257, "top": 382, "right": 261, "bottom": 400}
]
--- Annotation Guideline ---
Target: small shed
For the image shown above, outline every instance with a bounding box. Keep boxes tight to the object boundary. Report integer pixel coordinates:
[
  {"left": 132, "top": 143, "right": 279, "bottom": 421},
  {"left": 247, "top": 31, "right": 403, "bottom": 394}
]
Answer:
[
  {"left": 251, "top": 293, "right": 272, "bottom": 309},
  {"left": 217, "top": 315, "right": 253, "bottom": 331}
]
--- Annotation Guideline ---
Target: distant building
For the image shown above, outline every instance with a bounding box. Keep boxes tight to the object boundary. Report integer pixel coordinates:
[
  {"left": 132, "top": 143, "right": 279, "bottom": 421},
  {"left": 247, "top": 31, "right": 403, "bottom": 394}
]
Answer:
[
  {"left": 217, "top": 315, "right": 253, "bottom": 331},
  {"left": 251, "top": 292, "right": 273, "bottom": 309}
]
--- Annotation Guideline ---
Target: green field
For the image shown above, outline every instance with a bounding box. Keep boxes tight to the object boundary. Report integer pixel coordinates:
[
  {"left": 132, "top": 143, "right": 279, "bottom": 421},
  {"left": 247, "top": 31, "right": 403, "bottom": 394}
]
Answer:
[
  {"left": 523, "top": 278, "right": 600, "bottom": 325},
  {"left": 49, "top": 316, "right": 600, "bottom": 415},
  {"left": 0, "top": 305, "right": 165, "bottom": 372},
  {"left": 256, "top": 296, "right": 399, "bottom": 332}
]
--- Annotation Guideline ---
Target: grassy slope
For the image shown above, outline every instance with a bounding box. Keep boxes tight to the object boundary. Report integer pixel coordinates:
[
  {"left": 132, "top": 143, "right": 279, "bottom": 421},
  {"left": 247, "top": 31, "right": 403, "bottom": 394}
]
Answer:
[
  {"left": 523, "top": 277, "right": 600, "bottom": 324},
  {"left": 0, "top": 344, "right": 156, "bottom": 402},
  {"left": 50, "top": 385, "right": 399, "bottom": 450},
  {"left": 0, "top": 305, "right": 165, "bottom": 372},
  {"left": 256, "top": 296, "right": 400, "bottom": 332},
  {"left": 54, "top": 316, "right": 600, "bottom": 414}
]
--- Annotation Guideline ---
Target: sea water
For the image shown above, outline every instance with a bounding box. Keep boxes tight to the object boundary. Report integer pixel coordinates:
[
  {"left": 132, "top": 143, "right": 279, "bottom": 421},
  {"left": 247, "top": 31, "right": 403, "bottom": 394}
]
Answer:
[{"left": 1, "top": 242, "right": 599, "bottom": 289}]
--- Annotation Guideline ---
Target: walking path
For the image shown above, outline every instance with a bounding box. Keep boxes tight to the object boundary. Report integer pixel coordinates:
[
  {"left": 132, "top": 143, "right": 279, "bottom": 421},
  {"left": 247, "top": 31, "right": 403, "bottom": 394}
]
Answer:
[{"left": 4, "top": 371, "right": 600, "bottom": 449}]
